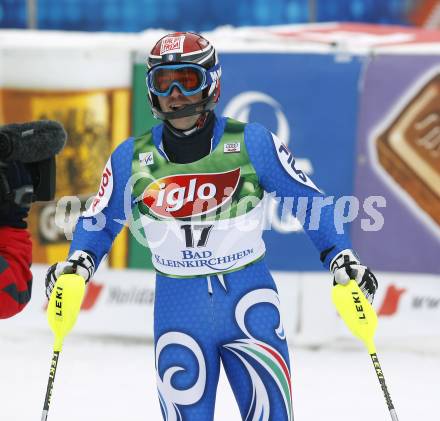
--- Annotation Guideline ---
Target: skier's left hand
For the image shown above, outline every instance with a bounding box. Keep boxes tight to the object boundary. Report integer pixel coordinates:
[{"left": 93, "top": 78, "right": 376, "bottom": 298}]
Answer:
[{"left": 330, "top": 249, "right": 378, "bottom": 304}]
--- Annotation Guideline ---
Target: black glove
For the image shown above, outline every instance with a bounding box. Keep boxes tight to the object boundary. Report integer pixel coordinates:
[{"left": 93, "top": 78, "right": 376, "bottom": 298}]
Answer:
[
  {"left": 330, "top": 249, "right": 378, "bottom": 304},
  {"left": 45, "top": 250, "right": 95, "bottom": 299},
  {"left": 0, "top": 161, "right": 33, "bottom": 229}
]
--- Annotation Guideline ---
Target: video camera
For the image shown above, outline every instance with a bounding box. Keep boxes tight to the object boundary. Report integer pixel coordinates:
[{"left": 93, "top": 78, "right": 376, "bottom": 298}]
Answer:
[{"left": 0, "top": 120, "right": 66, "bottom": 209}]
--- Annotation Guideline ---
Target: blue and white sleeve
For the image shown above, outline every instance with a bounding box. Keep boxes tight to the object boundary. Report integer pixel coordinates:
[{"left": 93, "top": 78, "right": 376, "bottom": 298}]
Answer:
[
  {"left": 69, "top": 138, "right": 134, "bottom": 269},
  {"left": 244, "top": 123, "right": 351, "bottom": 269}
]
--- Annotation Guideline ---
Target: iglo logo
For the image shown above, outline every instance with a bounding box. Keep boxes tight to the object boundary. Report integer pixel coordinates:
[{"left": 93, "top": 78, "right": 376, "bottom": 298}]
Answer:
[
  {"left": 142, "top": 168, "right": 241, "bottom": 218},
  {"left": 222, "top": 91, "right": 290, "bottom": 146}
]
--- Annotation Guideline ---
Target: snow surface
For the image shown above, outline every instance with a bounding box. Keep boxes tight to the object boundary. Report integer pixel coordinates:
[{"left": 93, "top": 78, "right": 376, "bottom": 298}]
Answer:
[{"left": 0, "top": 330, "right": 437, "bottom": 421}]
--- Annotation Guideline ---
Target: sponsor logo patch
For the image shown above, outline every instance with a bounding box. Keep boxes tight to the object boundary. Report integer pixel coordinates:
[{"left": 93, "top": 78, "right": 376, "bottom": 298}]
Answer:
[
  {"left": 224, "top": 142, "right": 241, "bottom": 153},
  {"left": 83, "top": 158, "right": 113, "bottom": 217},
  {"left": 271, "top": 133, "right": 321, "bottom": 193},
  {"left": 141, "top": 168, "right": 241, "bottom": 218},
  {"left": 160, "top": 35, "right": 185, "bottom": 55},
  {"left": 139, "top": 152, "right": 154, "bottom": 167}
]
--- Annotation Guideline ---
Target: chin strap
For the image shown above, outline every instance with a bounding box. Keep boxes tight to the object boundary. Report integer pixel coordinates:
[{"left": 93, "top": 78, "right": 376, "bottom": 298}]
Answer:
[
  {"left": 154, "top": 95, "right": 213, "bottom": 120},
  {"left": 164, "top": 112, "right": 210, "bottom": 137},
  {"left": 195, "top": 113, "right": 209, "bottom": 128}
]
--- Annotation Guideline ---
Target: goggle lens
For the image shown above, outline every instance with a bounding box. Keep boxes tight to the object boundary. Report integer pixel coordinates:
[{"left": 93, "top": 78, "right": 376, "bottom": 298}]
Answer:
[{"left": 152, "top": 66, "right": 205, "bottom": 95}]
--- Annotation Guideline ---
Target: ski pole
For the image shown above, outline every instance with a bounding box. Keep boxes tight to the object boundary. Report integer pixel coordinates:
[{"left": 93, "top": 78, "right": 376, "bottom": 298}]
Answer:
[
  {"left": 41, "top": 274, "right": 85, "bottom": 421},
  {"left": 332, "top": 280, "right": 399, "bottom": 421}
]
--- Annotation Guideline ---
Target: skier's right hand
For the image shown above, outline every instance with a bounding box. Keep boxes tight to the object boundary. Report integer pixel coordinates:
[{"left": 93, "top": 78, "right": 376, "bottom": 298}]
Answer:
[
  {"left": 330, "top": 249, "right": 378, "bottom": 304},
  {"left": 45, "top": 250, "right": 95, "bottom": 299}
]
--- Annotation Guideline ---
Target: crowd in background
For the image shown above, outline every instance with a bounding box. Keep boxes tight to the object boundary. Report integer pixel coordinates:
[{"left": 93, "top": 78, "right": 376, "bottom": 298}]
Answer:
[{"left": 0, "top": 0, "right": 429, "bottom": 32}]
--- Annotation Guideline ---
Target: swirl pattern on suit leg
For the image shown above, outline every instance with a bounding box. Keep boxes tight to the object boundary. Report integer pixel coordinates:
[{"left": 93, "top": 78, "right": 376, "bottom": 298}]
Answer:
[
  {"left": 156, "top": 331, "right": 207, "bottom": 421},
  {"left": 224, "top": 288, "right": 293, "bottom": 421}
]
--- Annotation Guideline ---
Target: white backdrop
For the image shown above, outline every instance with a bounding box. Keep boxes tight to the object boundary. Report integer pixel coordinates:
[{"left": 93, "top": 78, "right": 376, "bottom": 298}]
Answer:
[{"left": 3, "top": 264, "right": 439, "bottom": 353}]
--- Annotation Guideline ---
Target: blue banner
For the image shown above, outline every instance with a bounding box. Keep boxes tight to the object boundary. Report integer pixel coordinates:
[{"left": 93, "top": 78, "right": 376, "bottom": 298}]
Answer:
[{"left": 217, "top": 53, "right": 362, "bottom": 270}]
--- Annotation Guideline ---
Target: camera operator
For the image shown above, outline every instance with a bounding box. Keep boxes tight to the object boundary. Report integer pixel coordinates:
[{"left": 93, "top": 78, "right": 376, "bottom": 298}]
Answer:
[{"left": 0, "top": 121, "right": 66, "bottom": 318}]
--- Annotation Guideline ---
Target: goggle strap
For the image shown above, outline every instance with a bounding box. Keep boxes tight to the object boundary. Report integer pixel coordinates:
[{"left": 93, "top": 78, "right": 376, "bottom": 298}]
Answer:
[{"left": 205, "top": 63, "right": 221, "bottom": 85}]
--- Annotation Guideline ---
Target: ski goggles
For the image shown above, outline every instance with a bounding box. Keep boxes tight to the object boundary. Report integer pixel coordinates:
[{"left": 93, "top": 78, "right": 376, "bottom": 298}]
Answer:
[{"left": 147, "top": 63, "right": 221, "bottom": 97}]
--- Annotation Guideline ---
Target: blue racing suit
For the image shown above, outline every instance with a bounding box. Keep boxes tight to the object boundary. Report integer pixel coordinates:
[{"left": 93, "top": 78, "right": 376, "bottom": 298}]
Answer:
[{"left": 70, "top": 115, "right": 351, "bottom": 420}]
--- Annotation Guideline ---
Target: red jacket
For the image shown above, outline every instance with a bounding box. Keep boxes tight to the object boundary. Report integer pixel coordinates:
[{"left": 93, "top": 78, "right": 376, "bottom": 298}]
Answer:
[{"left": 0, "top": 226, "right": 33, "bottom": 318}]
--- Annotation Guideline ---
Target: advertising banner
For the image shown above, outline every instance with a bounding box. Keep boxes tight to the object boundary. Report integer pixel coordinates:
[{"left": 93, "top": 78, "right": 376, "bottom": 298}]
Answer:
[
  {"left": 1, "top": 265, "right": 299, "bottom": 342},
  {"left": 0, "top": 43, "right": 132, "bottom": 267},
  {"left": 4, "top": 266, "right": 438, "bottom": 349},
  {"left": 218, "top": 53, "right": 362, "bottom": 271},
  {"left": 352, "top": 54, "right": 440, "bottom": 274}
]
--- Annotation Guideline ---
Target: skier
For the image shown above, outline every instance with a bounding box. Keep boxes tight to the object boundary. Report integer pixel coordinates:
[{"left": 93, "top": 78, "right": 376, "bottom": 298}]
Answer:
[{"left": 46, "top": 32, "right": 378, "bottom": 420}]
